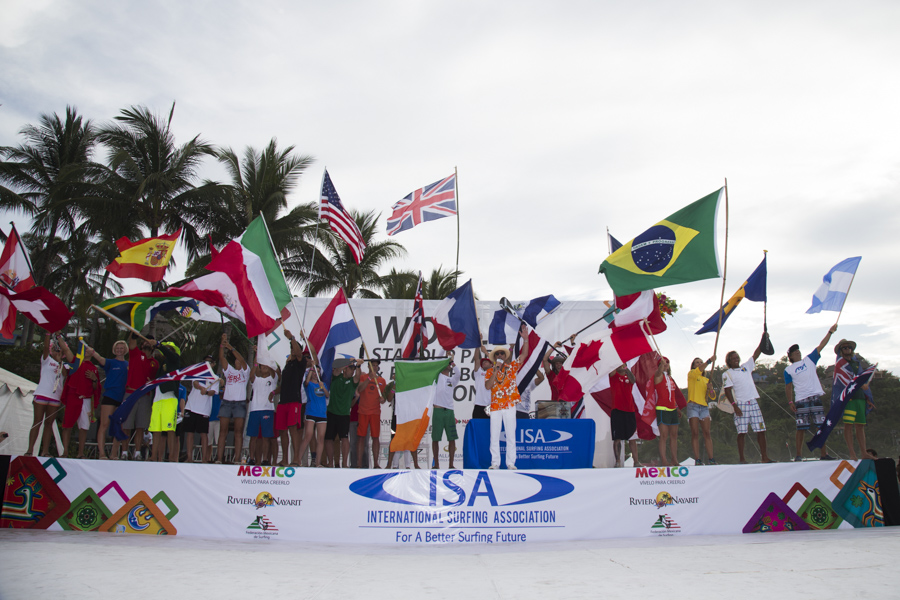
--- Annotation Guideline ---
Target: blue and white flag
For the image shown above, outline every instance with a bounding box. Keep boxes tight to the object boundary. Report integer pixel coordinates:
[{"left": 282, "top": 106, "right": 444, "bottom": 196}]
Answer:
[
  {"left": 806, "top": 257, "right": 861, "bottom": 314},
  {"left": 488, "top": 295, "right": 561, "bottom": 344}
]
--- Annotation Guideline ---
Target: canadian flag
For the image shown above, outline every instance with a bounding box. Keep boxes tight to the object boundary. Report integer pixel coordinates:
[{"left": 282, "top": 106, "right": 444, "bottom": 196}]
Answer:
[{"left": 554, "top": 321, "right": 653, "bottom": 403}]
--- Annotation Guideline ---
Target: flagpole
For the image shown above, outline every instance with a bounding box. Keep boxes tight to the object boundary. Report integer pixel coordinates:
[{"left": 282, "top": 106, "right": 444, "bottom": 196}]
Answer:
[
  {"left": 710, "top": 180, "right": 729, "bottom": 372},
  {"left": 9, "top": 222, "right": 37, "bottom": 283},
  {"left": 89, "top": 305, "right": 153, "bottom": 344},
  {"left": 606, "top": 226, "right": 612, "bottom": 256},
  {"left": 342, "top": 287, "right": 384, "bottom": 400},
  {"left": 561, "top": 304, "right": 618, "bottom": 345},
  {"left": 302, "top": 169, "right": 327, "bottom": 329},
  {"left": 833, "top": 269, "right": 858, "bottom": 327},
  {"left": 454, "top": 166, "right": 460, "bottom": 289}
]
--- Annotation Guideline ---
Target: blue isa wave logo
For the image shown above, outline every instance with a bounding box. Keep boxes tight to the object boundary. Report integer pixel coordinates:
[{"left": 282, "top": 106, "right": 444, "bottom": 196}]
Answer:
[{"left": 349, "top": 471, "right": 574, "bottom": 507}]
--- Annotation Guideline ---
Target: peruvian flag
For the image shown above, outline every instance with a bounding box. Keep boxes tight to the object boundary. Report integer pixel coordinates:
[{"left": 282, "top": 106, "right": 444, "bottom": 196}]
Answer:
[
  {"left": 0, "top": 285, "right": 72, "bottom": 334},
  {"left": 0, "top": 225, "right": 35, "bottom": 292},
  {"left": 307, "top": 289, "right": 361, "bottom": 389},
  {"left": 205, "top": 241, "right": 279, "bottom": 337},
  {"left": 431, "top": 279, "right": 480, "bottom": 351},
  {"left": 554, "top": 321, "right": 652, "bottom": 403},
  {"left": 611, "top": 290, "right": 666, "bottom": 335}
]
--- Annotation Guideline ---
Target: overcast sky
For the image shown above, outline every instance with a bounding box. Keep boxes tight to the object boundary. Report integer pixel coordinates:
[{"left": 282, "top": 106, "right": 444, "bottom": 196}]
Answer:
[{"left": 2, "top": 0, "right": 899, "bottom": 380}]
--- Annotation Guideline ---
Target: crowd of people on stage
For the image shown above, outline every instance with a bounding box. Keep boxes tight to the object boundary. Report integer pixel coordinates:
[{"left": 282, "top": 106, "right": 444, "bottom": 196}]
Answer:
[{"left": 22, "top": 319, "right": 879, "bottom": 469}]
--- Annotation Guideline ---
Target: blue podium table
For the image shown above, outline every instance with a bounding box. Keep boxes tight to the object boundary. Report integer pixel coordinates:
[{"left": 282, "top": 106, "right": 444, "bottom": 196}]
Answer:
[{"left": 462, "top": 419, "right": 595, "bottom": 469}]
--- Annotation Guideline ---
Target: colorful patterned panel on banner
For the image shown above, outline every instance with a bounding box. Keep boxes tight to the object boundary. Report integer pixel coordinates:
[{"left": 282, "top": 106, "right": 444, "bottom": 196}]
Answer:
[
  {"left": 832, "top": 459, "right": 883, "bottom": 528},
  {"left": 1, "top": 456, "right": 70, "bottom": 529},
  {"left": 98, "top": 490, "right": 178, "bottom": 535},
  {"left": 57, "top": 488, "right": 113, "bottom": 532},
  {"left": 743, "top": 492, "right": 810, "bottom": 533},
  {"left": 783, "top": 482, "right": 842, "bottom": 530}
]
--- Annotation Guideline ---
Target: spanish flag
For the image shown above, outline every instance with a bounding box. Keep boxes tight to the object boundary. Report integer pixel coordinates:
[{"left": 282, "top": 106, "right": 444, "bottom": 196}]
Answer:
[
  {"left": 389, "top": 358, "right": 450, "bottom": 453},
  {"left": 105, "top": 229, "right": 181, "bottom": 282}
]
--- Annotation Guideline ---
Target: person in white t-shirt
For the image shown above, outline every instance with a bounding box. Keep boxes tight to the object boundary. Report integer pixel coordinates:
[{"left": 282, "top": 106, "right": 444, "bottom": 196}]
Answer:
[
  {"left": 216, "top": 334, "right": 250, "bottom": 464},
  {"left": 431, "top": 353, "right": 461, "bottom": 469},
  {"left": 247, "top": 351, "right": 280, "bottom": 466},
  {"left": 722, "top": 336, "right": 773, "bottom": 464},
  {"left": 471, "top": 346, "right": 492, "bottom": 419},
  {"left": 183, "top": 357, "right": 218, "bottom": 463},
  {"left": 784, "top": 324, "right": 838, "bottom": 461},
  {"left": 28, "top": 332, "right": 74, "bottom": 456}
]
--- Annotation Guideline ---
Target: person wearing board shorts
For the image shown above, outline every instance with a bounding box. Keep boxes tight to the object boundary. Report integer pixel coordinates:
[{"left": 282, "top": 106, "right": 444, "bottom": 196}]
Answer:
[
  {"left": 246, "top": 359, "right": 279, "bottom": 466},
  {"left": 123, "top": 332, "right": 159, "bottom": 460},
  {"left": 609, "top": 363, "right": 640, "bottom": 468},
  {"left": 722, "top": 332, "right": 774, "bottom": 464},
  {"left": 471, "top": 346, "right": 492, "bottom": 419},
  {"left": 431, "top": 354, "right": 461, "bottom": 469},
  {"left": 60, "top": 350, "right": 101, "bottom": 459},
  {"left": 355, "top": 359, "right": 387, "bottom": 469},
  {"left": 184, "top": 357, "right": 218, "bottom": 463},
  {"left": 834, "top": 339, "right": 875, "bottom": 460},
  {"left": 326, "top": 359, "right": 359, "bottom": 468},
  {"left": 784, "top": 324, "right": 838, "bottom": 461},
  {"left": 276, "top": 331, "right": 307, "bottom": 466}
]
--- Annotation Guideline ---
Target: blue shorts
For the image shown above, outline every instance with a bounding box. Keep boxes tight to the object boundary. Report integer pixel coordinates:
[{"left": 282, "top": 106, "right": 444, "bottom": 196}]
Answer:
[
  {"left": 686, "top": 403, "right": 710, "bottom": 420},
  {"left": 219, "top": 400, "right": 247, "bottom": 420},
  {"left": 247, "top": 410, "right": 275, "bottom": 438}
]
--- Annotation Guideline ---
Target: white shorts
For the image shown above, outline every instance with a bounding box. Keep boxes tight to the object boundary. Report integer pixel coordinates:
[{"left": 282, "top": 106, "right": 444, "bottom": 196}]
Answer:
[
  {"left": 208, "top": 420, "right": 221, "bottom": 445},
  {"left": 76, "top": 400, "right": 91, "bottom": 431},
  {"left": 733, "top": 399, "right": 766, "bottom": 434}
]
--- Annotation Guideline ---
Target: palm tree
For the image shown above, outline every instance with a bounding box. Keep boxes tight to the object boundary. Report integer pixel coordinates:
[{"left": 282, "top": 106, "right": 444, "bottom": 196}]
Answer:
[
  {"left": 422, "top": 266, "right": 464, "bottom": 299},
  {"left": 98, "top": 104, "right": 230, "bottom": 268},
  {"left": 0, "top": 106, "right": 101, "bottom": 282},
  {"left": 292, "top": 210, "right": 407, "bottom": 298},
  {"left": 379, "top": 268, "right": 418, "bottom": 299}
]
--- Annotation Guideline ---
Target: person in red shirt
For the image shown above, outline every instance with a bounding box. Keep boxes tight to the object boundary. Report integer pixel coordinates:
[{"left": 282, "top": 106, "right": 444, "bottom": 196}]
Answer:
[
  {"left": 610, "top": 363, "right": 641, "bottom": 468},
  {"left": 653, "top": 357, "right": 680, "bottom": 467},
  {"left": 60, "top": 349, "right": 101, "bottom": 459},
  {"left": 123, "top": 333, "right": 159, "bottom": 460}
]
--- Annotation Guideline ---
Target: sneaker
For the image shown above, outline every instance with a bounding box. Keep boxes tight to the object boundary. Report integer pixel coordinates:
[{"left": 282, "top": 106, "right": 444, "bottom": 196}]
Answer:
[
  {"left": 121, "top": 451, "right": 129, "bottom": 461},
  {"left": 695, "top": 460, "right": 704, "bottom": 466},
  {"left": 489, "top": 465, "right": 498, "bottom": 470},
  {"left": 132, "top": 450, "right": 142, "bottom": 461},
  {"left": 508, "top": 465, "right": 517, "bottom": 470},
  {"left": 793, "top": 456, "right": 803, "bottom": 462},
  {"left": 707, "top": 458, "right": 717, "bottom": 465},
  {"left": 820, "top": 454, "right": 836, "bottom": 461}
]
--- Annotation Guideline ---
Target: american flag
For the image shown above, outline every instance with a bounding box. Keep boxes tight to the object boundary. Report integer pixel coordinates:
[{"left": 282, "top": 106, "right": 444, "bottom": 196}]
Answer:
[
  {"left": 400, "top": 271, "right": 428, "bottom": 358},
  {"left": 386, "top": 173, "right": 457, "bottom": 236},
  {"left": 320, "top": 169, "right": 366, "bottom": 264}
]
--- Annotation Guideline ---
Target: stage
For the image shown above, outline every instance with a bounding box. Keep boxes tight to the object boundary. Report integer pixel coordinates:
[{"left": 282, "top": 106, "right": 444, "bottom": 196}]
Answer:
[{"left": 3, "top": 455, "right": 896, "bottom": 546}]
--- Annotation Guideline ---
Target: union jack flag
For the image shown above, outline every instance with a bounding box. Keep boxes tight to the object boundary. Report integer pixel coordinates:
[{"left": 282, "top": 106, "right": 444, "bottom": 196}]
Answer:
[
  {"left": 109, "top": 362, "right": 219, "bottom": 440},
  {"left": 386, "top": 173, "right": 457, "bottom": 236},
  {"left": 320, "top": 169, "right": 366, "bottom": 264},
  {"left": 400, "top": 272, "right": 428, "bottom": 358}
]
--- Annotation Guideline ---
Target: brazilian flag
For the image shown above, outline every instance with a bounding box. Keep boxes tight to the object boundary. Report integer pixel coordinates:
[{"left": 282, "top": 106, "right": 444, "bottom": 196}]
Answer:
[{"left": 599, "top": 188, "right": 723, "bottom": 296}]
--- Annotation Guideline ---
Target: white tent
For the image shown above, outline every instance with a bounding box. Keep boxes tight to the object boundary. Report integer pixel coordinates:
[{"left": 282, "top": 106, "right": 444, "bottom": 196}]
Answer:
[{"left": 0, "top": 366, "right": 60, "bottom": 456}]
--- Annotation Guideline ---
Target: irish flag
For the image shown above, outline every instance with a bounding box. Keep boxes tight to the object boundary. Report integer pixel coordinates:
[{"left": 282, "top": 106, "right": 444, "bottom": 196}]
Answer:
[{"left": 389, "top": 358, "right": 450, "bottom": 452}]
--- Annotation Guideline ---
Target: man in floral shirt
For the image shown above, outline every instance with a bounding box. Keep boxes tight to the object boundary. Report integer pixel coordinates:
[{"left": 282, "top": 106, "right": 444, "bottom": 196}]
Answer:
[{"left": 485, "top": 323, "right": 529, "bottom": 470}]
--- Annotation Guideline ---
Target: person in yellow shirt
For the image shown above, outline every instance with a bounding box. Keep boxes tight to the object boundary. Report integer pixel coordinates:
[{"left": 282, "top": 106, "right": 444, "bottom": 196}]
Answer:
[{"left": 687, "top": 355, "right": 716, "bottom": 465}]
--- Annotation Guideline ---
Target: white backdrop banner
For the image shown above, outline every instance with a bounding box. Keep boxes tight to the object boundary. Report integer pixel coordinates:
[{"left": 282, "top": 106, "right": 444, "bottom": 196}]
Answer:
[
  {"left": 3, "top": 457, "right": 882, "bottom": 544},
  {"left": 271, "top": 298, "right": 615, "bottom": 467}
]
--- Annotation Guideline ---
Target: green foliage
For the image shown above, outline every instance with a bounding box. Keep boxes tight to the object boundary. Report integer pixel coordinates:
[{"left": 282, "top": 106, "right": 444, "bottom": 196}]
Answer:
[{"left": 0, "top": 346, "right": 44, "bottom": 381}]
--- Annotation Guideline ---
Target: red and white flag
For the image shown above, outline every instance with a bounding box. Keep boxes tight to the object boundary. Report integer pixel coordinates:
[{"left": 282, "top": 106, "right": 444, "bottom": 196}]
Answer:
[
  {"left": 0, "top": 225, "right": 35, "bottom": 292},
  {"left": 399, "top": 272, "right": 428, "bottom": 359},
  {"left": 0, "top": 285, "right": 72, "bottom": 334},
  {"left": 320, "top": 169, "right": 366, "bottom": 264},
  {"left": 205, "top": 241, "right": 279, "bottom": 337},
  {"left": 611, "top": 290, "right": 666, "bottom": 335},
  {"left": 554, "top": 321, "right": 652, "bottom": 403}
]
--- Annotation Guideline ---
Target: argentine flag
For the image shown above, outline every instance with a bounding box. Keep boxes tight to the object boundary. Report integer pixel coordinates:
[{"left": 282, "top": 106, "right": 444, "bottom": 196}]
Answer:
[{"left": 806, "top": 257, "right": 861, "bottom": 314}]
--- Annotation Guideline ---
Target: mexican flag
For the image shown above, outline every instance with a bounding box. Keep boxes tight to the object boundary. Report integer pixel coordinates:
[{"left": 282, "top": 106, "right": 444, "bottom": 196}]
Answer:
[
  {"left": 240, "top": 217, "right": 292, "bottom": 314},
  {"left": 389, "top": 358, "right": 450, "bottom": 453}
]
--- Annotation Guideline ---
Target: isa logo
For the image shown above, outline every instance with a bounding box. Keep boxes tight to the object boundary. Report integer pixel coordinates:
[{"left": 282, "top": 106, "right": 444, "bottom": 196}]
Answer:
[{"left": 350, "top": 470, "right": 574, "bottom": 507}]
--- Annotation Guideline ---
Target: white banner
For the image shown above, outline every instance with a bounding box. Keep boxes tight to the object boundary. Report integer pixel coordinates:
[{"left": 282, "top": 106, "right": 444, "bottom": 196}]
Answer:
[
  {"left": 5, "top": 457, "right": 881, "bottom": 544},
  {"left": 270, "top": 298, "right": 615, "bottom": 467}
]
